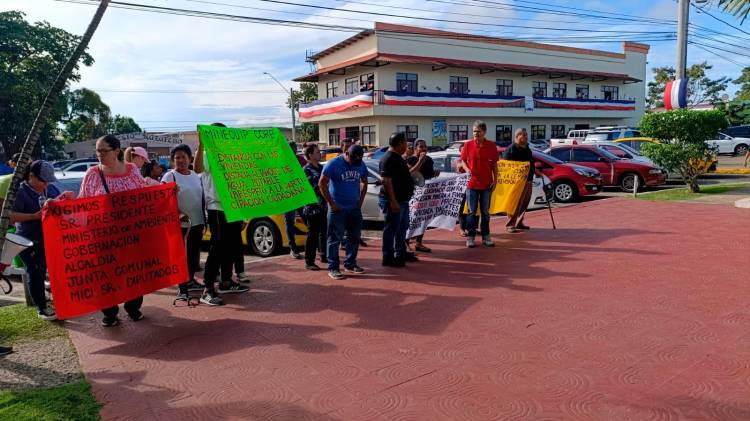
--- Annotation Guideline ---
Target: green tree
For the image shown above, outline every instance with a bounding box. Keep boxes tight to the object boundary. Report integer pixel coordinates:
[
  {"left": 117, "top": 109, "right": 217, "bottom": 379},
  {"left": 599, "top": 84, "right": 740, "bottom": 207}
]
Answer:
[
  {"left": 646, "top": 63, "right": 730, "bottom": 109},
  {"left": 720, "top": 99, "right": 750, "bottom": 125},
  {"left": 0, "top": 11, "right": 94, "bottom": 158},
  {"left": 640, "top": 109, "right": 728, "bottom": 192},
  {"left": 63, "top": 87, "right": 111, "bottom": 143},
  {"left": 733, "top": 66, "right": 750, "bottom": 100},
  {"left": 288, "top": 82, "right": 318, "bottom": 142},
  {"left": 109, "top": 114, "right": 141, "bottom": 134},
  {"left": 719, "top": 0, "right": 750, "bottom": 22}
]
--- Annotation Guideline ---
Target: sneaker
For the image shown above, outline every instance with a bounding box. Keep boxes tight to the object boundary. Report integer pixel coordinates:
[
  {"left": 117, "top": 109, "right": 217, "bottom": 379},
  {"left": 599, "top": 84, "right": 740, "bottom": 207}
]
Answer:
[
  {"left": 516, "top": 223, "right": 530, "bottom": 230},
  {"left": 175, "top": 292, "right": 190, "bottom": 301},
  {"left": 186, "top": 280, "right": 204, "bottom": 291},
  {"left": 200, "top": 293, "right": 224, "bottom": 306},
  {"left": 328, "top": 270, "right": 345, "bottom": 280},
  {"left": 506, "top": 227, "right": 519, "bottom": 233},
  {"left": 128, "top": 311, "right": 144, "bottom": 322},
  {"left": 101, "top": 317, "right": 119, "bottom": 327},
  {"left": 236, "top": 272, "right": 251, "bottom": 283},
  {"left": 37, "top": 308, "right": 57, "bottom": 321},
  {"left": 344, "top": 265, "right": 365, "bottom": 274},
  {"left": 306, "top": 263, "right": 321, "bottom": 271},
  {"left": 466, "top": 238, "right": 476, "bottom": 248},
  {"left": 0, "top": 346, "right": 13, "bottom": 357},
  {"left": 290, "top": 250, "right": 302, "bottom": 259},
  {"left": 404, "top": 252, "right": 419, "bottom": 262},
  {"left": 482, "top": 237, "right": 495, "bottom": 247},
  {"left": 382, "top": 257, "right": 405, "bottom": 268},
  {"left": 217, "top": 282, "right": 249, "bottom": 294}
]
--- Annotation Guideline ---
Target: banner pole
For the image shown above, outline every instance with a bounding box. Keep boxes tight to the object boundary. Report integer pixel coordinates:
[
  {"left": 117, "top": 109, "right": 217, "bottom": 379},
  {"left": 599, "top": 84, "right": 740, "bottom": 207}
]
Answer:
[{"left": 545, "top": 189, "right": 557, "bottom": 230}]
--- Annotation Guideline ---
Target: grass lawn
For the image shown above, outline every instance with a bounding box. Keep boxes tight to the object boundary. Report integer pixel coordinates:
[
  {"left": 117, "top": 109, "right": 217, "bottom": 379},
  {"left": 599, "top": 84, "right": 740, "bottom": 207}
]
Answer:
[
  {"left": 637, "top": 182, "right": 750, "bottom": 201},
  {"left": 0, "top": 381, "right": 101, "bottom": 421},
  {"left": 0, "top": 303, "right": 66, "bottom": 344}
]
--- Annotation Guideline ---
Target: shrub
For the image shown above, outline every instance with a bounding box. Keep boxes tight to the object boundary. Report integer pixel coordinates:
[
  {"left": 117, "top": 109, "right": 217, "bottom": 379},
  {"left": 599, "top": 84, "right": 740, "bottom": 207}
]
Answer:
[{"left": 639, "top": 109, "right": 728, "bottom": 192}]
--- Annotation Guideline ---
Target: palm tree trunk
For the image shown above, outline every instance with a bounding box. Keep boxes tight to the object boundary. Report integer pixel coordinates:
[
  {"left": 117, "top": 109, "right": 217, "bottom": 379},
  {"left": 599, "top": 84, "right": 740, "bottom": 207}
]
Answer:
[{"left": 0, "top": 0, "right": 110, "bottom": 253}]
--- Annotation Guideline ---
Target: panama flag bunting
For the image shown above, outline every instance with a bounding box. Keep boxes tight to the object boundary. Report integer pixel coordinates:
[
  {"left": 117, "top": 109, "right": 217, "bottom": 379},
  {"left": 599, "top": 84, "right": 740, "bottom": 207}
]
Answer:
[{"left": 664, "top": 79, "right": 688, "bottom": 110}]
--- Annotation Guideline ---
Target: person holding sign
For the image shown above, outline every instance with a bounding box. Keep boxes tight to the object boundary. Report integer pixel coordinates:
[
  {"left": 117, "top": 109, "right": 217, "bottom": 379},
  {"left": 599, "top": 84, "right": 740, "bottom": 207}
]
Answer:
[
  {"left": 379, "top": 132, "right": 416, "bottom": 267},
  {"left": 162, "top": 144, "right": 208, "bottom": 300},
  {"left": 319, "top": 145, "right": 368, "bottom": 280},
  {"left": 11, "top": 161, "right": 73, "bottom": 321},
  {"left": 407, "top": 139, "right": 439, "bottom": 253},
  {"left": 79, "top": 135, "right": 149, "bottom": 326},
  {"left": 301, "top": 144, "right": 327, "bottom": 271},
  {"left": 503, "top": 128, "right": 541, "bottom": 233},
  {"left": 457, "top": 121, "right": 498, "bottom": 248},
  {"left": 194, "top": 124, "right": 249, "bottom": 304}
]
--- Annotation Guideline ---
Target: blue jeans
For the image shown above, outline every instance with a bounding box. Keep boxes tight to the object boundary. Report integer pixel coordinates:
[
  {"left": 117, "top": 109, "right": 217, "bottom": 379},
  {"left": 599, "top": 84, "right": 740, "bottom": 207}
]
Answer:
[
  {"left": 379, "top": 198, "right": 410, "bottom": 259},
  {"left": 284, "top": 210, "right": 299, "bottom": 252},
  {"left": 326, "top": 208, "right": 362, "bottom": 271},
  {"left": 18, "top": 242, "right": 47, "bottom": 313},
  {"left": 466, "top": 188, "right": 491, "bottom": 238}
]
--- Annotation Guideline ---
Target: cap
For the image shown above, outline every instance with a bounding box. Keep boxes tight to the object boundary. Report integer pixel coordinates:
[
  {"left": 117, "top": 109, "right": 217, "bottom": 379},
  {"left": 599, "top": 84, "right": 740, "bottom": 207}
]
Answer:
[
  {"left": 29, "top": 160, "right": 57, "bottom": 183},
  {"left": 132, "top": 147, "right": 149, "bottom": 160},
  {"left": 348, "top": 145, "right": 364, "bottom": 158}
]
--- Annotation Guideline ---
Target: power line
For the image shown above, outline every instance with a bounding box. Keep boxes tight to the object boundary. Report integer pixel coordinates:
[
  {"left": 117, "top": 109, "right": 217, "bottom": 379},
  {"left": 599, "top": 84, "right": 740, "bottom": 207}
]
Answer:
[
  {"left": 691, "top": 43, "right": 750, "bottom": 68},
  {"left": 691, "top": 2, "right": 750, "bottom": 37}
]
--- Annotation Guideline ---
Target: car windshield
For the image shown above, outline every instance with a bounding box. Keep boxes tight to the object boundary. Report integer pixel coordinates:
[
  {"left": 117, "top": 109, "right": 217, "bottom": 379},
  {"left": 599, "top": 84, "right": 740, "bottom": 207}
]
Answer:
[
  {"left": 585, "top": 133, "right": 610, "bottom": 141},
  {"left": 616, "top": 143, "right": 642, "bottom": 156},
  {"left": 597, "top": 147, "right": 622, "bottom": 160},
  {"left": 533, "top": 151, "right": 564, "bottom": 164}
]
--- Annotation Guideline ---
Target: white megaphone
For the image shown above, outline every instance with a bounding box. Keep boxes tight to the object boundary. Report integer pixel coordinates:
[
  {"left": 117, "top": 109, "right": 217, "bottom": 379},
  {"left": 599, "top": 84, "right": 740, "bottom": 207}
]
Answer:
[{"left": 1, "top": 233, "right": 33, "bottom": 268}]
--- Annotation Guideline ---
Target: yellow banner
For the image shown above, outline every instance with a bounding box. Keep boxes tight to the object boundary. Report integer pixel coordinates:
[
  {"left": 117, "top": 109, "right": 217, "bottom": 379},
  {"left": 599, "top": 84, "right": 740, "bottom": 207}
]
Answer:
[{"left": 464, "top": 160, "right": 529, "bottom": 215}]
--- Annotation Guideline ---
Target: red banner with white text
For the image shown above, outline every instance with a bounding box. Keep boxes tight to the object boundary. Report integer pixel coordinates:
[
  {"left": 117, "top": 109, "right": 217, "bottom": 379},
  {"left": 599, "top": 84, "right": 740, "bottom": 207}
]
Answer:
[{"left": 42, "top": 183, "right": 187, "bottom": 319}]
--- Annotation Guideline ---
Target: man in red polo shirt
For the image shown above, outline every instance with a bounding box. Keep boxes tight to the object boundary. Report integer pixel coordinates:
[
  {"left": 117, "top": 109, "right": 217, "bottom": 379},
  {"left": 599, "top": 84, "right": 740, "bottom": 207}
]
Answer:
[{"left": 457, "top": 120, "right": 498, "bottom": 248}]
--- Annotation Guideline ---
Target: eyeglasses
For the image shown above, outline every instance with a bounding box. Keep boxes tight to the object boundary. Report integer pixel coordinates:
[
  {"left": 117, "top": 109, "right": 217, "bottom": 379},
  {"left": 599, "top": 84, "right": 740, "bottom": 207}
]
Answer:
[{"left": 96, "top": 148, "right": 114, "bottom": 154}]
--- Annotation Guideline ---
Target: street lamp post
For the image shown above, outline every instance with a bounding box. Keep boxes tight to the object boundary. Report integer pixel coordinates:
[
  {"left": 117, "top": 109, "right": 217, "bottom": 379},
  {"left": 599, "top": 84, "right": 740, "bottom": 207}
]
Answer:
[{"left": 263, "top": 71, "right": 296, "bottom": 143}]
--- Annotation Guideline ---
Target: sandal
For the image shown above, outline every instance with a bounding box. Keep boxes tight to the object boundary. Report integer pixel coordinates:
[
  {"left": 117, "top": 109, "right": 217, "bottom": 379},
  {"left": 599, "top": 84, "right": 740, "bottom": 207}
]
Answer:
[{"left": 415, "top": 244, "right": 432, "bottom": 253}]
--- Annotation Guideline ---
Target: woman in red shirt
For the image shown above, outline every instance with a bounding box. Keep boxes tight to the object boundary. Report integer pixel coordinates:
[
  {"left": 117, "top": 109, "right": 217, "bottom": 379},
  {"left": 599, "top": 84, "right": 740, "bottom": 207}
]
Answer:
[
  {"left": 457, "top": 121, "right": 498, "bottom": 248},
  {"left": 79, "top": 135, "right": 148, "bottom": 327}
]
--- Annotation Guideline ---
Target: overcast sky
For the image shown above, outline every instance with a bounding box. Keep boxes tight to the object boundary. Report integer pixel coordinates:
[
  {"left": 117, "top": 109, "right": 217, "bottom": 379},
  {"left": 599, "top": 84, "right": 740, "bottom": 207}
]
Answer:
[{"left": 2, "top": 0, "right": 748, "bottom": 132}]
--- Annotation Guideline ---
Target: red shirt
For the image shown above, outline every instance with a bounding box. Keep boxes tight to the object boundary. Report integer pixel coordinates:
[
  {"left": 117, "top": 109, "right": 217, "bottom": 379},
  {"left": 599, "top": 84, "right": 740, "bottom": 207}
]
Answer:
[{"left": 460, "top": 139, "right": 499, "bottom": 190}]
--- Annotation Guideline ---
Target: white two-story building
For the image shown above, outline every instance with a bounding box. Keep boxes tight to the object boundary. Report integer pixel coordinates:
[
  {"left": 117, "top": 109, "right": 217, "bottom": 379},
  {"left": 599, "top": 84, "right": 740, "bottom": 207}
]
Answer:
[{"left": 294, "top": 22, "right": 649, "bottom": 147}]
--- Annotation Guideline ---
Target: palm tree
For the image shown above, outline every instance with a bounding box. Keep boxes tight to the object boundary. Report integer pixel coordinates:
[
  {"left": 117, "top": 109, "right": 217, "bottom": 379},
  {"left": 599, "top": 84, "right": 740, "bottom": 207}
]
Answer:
[
  {"left": 0, "top": 1, "right": 110, "bottom": 252},
  {"left": 719, "top": 0, "right": 750, "bottom": 22}
]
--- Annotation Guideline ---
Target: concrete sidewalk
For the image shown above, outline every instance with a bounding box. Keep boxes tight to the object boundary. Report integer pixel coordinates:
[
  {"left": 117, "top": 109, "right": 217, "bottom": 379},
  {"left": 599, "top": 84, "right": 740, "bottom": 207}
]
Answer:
[{"left": 66, "top": 198, "right": 750, "bottom": 420}]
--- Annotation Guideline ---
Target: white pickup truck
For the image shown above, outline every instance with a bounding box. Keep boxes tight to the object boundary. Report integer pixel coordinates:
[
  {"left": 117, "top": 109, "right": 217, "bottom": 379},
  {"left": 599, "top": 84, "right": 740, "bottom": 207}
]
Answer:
[{"left": 550, "top": 129, "right": 590, "bottom": 146}]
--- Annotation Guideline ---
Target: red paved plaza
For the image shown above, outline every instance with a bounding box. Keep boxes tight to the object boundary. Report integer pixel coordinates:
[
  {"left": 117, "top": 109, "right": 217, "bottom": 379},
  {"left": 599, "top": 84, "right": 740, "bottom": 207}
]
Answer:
[{"left": 66, "top": 198, "right": 750, "bottom": 420}]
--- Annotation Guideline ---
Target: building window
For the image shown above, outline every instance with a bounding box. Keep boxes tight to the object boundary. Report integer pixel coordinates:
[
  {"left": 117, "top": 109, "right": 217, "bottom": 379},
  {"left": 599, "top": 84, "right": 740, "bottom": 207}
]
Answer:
[
  {"left": 396, "top": 73, "right": 417, "bottom": 93},
  {"left": 344, "top": 77, "right": 359, "bottom": 95},
  {"left": 495, "top": 125, "right": 512, "bottom": 146},
  {"left": 396, "top": 125, "right": 418, "bottom": 142},
  {"left": 449, "top": 76, "right": 469, "bottom": 95},
  {"left": 552, "top": 83, "right": 567, "bottom": 98},
  {"left": 326, "top": 81, "right": 338, "bottom": 98},
  {"left": 532, "top": 81, "right": 547, "bottom": 98},
  {"left": 344, "top": 126, "right": 360, "bottom": 142},
  {"left": 359, "top": 73, "right": 374, "bottom": 91},
  {"left": 328, "top": 128, "right": 340, "bottom": 145},
  {"left": 551, "top": 125, "right": 566, "bottom": 138},
  {"left": 601, "top": 85, "right": 619, "bottom": 101},
  {"left": 361, "top": 125, "right": 376, "bottom": 146},
  {"left": 576, "top": 84, "right": 589, "bottom": 99},
  {"left": 531, "top": 125, "right": 546, "bottom": 140},
  {"left": 449, "top": 125, "right": 469, "bottom": 142},
  {"left": 496, "top": 79, "right": 513, "bottom": 96}
]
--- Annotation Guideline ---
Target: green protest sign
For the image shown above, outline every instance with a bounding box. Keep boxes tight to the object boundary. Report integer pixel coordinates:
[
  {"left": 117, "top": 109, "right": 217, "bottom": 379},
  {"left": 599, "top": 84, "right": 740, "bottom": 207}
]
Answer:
[{"left": 197, "top": 125, "right": 316, "bottom": 222}]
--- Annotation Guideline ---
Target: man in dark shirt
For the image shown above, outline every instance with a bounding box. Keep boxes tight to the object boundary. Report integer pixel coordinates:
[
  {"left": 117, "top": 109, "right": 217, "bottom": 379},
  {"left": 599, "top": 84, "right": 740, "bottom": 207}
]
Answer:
[
  {"left": 407, "top": 139, "right": 439, "bottom": 252},
  {"left": 379, "top": 132, "right": 415, "bottom": 267},
  {"left": 503, "top": 128, "right": 541, "bottom": 232}
]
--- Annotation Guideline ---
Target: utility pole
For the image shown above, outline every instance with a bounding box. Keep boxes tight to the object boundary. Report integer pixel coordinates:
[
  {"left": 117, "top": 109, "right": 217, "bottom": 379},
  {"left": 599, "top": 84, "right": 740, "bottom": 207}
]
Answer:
[
  {"left": 263, "top": 71, "right": 296, "bottom": 143},
  {"left": 676, "top": 0, "right": 689, "bottom": 79}
]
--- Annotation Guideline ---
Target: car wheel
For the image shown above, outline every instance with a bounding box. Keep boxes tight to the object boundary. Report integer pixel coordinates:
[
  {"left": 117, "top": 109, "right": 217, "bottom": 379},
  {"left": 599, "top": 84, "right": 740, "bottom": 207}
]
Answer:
[
  {"left": 734, "top": 144, "right": 749, "bottom": 156},
  {"left": 619, "top": 173, "right": 642, "bottom": 193},
  {"left": 248, "top": 219, "right": 281, "bottom": 257},
  {"left": 553, "top": 180, "right": 577, "bottom": 203}
]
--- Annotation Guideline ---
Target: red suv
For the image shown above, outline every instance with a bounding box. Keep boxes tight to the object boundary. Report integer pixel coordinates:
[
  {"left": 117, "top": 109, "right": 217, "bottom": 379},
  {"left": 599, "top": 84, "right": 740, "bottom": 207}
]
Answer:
[
  {"left": 547, "top": 145, "right": 666, "bottom": 192},
  {"left": 533, "top": 151, "right": 603, "bottom": 203}
]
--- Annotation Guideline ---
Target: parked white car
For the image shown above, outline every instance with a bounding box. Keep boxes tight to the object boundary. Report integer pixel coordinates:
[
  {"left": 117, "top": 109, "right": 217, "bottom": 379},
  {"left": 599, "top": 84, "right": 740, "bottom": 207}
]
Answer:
[
  {"left": 584, "top": 127, "right": 641, "bottom": 142},
  {"left": 550, "top": 129, "right": 590, "bottom": 146},
  {"left": 428, "top": 151, "right": 550, "bottom": 210},
  {"left": 55, "top": 161, "right": 97, "bottom": 179},
  {"left": 706, "top": 133, "right": 750, "bottom": 155}
]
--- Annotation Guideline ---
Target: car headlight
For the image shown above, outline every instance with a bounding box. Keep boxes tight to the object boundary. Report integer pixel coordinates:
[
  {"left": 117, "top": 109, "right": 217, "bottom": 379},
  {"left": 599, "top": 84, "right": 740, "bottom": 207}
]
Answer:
[
  {"left": 649, "top": 168, "right": 662, "bottom": 174},
  {"left": 574, "top": 168, "right": 597, "bottom": 177}
]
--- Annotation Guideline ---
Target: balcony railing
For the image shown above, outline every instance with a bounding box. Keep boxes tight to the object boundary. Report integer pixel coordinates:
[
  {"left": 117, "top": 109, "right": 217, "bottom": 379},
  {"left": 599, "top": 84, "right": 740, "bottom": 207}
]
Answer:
[{"left": 298, "top": 89, "right": 636, "bottom": 119}]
